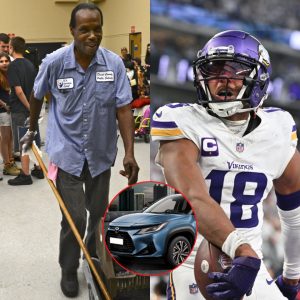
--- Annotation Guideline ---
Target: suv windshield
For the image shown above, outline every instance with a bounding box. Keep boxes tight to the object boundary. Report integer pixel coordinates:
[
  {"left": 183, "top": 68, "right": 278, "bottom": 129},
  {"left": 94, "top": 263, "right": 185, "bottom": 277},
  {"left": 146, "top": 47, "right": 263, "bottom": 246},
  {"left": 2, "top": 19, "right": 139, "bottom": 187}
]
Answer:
[{"left": 144, "top": 195, "right": 191, "bottom": 214}]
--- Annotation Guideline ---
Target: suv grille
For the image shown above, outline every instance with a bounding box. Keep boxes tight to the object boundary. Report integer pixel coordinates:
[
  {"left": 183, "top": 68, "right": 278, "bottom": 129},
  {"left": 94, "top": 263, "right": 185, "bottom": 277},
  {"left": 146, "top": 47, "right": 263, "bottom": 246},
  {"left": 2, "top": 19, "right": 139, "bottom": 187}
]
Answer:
[{"left": 106, "top": 230, "right": 135, "bottom": 253}]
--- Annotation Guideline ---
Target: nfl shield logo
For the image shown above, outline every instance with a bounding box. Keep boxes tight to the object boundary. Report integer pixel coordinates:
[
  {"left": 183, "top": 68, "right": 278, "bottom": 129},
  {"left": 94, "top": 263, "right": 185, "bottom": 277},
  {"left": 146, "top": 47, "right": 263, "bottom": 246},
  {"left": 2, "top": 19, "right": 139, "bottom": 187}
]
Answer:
[
  {"left": 236, "top": 142, "right": 244, "bottom": 153},
  {"left": 189, "top": 283, "right": 198, "bottom": 294},
  {"left": 218, "top": 253, "right": 232, "bottom": 270}
]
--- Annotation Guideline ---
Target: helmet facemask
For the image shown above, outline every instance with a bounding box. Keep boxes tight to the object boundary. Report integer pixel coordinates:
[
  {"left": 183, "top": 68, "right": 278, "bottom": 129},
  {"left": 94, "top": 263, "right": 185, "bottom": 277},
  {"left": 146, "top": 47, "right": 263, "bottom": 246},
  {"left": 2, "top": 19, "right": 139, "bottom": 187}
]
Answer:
[{"left": 193, "top": 41, "right": 270, "bottom": 118}]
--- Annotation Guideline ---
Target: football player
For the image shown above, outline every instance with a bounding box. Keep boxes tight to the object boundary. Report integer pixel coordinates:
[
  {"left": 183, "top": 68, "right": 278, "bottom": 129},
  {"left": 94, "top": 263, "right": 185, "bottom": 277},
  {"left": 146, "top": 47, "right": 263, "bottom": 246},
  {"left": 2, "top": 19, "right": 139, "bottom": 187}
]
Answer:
[{"left": 151, "top": 30, "right": 300, "bottom": 299}]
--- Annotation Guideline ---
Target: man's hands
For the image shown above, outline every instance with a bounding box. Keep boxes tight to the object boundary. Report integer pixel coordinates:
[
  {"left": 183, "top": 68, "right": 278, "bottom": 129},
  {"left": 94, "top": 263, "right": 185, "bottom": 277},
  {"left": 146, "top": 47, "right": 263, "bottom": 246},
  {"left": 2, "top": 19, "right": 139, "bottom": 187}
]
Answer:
[
  {"left": 20, "top": 130, "right": 36, "bottom": 154},
  {"left": 119, "top": 155, "right": 139, "bottom": 185},
  {"left": 206, "top": 256, "right": 261, "bottom": 299},
  {"left": 275, "top": 275, "right": 300, "bottom": 300}
]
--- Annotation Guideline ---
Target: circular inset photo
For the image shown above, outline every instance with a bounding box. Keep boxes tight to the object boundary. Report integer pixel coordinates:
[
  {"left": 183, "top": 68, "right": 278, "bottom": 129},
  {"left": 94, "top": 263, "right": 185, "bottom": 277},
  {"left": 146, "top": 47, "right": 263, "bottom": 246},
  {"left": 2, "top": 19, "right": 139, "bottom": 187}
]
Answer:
[{"left": 103, "top": 181, "right": 198, "bottom": 276}]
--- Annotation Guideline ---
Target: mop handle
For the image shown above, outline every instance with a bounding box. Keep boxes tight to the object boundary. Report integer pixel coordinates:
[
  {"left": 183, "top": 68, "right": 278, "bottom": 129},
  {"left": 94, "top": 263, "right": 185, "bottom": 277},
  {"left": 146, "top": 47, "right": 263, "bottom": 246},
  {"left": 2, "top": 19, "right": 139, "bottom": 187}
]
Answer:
[{"left": 31, "top": 143, "right": 112, "bottom": 300}]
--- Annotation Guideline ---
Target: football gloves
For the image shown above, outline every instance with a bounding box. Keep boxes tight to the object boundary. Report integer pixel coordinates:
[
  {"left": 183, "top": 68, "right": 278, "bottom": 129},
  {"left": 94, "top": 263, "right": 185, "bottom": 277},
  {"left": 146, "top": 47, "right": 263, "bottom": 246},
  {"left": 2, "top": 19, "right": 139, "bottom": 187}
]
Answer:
[
  {"left": 275, "top": 275, "right": 300, "bottom": 300},
  {"left": 206, "top": 256, "right": 261, "bottom": 299}
]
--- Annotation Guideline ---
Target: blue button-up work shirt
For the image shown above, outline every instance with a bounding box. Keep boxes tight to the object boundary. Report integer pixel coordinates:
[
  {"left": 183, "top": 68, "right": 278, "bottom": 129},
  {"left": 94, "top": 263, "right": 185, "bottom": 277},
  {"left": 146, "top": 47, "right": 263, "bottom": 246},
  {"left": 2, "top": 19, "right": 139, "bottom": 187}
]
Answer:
[{"left": 33, "top": 43, "right": 132, "bottom": 177}]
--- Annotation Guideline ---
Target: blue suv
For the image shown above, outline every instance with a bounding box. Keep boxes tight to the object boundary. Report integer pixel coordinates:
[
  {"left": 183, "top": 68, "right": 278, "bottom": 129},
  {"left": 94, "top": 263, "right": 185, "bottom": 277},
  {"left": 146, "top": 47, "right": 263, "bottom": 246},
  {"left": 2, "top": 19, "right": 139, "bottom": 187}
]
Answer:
[{"left": 105, "top": 194, "right": 197, "bottom": 267}]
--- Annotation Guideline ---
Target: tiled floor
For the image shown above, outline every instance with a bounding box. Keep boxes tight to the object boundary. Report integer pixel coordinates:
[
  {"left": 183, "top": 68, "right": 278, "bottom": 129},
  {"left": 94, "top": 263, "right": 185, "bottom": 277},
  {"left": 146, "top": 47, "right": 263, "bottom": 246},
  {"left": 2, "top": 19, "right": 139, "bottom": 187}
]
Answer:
[{"left": 0, "top": 112, "right": 150, "bottom": 300}]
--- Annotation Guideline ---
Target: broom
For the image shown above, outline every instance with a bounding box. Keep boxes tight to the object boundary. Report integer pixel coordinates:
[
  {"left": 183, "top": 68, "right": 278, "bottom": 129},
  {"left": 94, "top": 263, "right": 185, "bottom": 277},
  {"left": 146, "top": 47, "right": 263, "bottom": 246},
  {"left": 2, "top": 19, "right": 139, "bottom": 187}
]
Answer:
[{"left": 31, "top": 143, "right": 112, "bottom": 300}]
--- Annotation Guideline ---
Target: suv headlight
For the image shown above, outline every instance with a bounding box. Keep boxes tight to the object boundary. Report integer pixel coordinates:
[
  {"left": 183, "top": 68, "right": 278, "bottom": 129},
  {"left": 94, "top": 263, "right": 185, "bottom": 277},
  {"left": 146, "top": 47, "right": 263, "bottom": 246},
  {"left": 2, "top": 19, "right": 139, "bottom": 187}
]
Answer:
[{"left": 136, "top": 222, "right": 167, "bottom": 235}]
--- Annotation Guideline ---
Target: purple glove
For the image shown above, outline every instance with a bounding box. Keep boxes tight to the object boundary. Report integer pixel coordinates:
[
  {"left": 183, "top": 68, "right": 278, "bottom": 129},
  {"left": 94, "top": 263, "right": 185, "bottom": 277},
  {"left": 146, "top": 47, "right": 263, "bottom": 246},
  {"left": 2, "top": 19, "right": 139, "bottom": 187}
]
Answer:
[
  {"left": 206, "top": 256, "right": 261, "bottom": 299},
  {"left": 275, "top": 275, "right": 300, "bottom": 300}
]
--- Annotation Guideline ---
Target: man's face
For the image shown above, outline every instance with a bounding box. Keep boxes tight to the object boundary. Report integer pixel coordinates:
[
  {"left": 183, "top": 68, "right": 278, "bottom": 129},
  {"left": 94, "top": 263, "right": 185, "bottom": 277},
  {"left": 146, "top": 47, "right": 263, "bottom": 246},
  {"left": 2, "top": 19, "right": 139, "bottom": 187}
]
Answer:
[
  {"left": 70, "top": 9, "right": 102, "bottom": 58},
  {"left": 121, "top": 49, "right": 128, "bottom": 58},
  {"left": 0, "top": 55, "right": 10, "bottom": 72},
  {"left": 205, "top": 60, "right": 252, "bottom": 102},
  {"left": 0, "top": 41, "right": 9, "bottom": 54},
  {"left": 8, "top": 42, "right": 14, "bottom": 56}
]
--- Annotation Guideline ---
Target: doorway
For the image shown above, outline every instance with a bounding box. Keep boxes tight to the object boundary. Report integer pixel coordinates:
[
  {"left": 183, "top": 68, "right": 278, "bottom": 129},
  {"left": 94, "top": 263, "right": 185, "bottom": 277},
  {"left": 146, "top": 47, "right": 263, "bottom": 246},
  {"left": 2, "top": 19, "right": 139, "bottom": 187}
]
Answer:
[{"left": 129, "top": 32, "right": 142, "bottom": 59}]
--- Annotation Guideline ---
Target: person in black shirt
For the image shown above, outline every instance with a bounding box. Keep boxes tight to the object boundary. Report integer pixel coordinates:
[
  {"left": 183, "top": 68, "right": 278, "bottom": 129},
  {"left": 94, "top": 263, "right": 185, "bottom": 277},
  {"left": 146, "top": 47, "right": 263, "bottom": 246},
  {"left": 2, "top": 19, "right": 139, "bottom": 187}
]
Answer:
[
  {"left": 7, "top": 36, "right": 43, "bottom": 185},
  {"left": 144, "top": 43, "right": 150, "bottom": 82},
  {"left": 120, "top": 46, "right": 132, "bottom": 68}
]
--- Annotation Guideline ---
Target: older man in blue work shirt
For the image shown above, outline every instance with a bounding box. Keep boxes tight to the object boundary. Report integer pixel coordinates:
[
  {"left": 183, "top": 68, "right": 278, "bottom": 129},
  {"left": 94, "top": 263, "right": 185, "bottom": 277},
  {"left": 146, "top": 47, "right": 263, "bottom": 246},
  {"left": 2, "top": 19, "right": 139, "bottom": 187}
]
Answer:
[{"left": 21, "top": 3, "right": 139, "bottom": 298}]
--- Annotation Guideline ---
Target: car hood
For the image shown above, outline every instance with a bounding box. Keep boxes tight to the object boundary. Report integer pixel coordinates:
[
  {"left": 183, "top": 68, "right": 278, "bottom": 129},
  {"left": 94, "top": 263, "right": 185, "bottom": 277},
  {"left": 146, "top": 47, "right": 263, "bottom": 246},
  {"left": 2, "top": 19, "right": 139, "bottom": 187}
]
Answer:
[{"left": 109, "top": 212, "right": 187, "bottom": 227}]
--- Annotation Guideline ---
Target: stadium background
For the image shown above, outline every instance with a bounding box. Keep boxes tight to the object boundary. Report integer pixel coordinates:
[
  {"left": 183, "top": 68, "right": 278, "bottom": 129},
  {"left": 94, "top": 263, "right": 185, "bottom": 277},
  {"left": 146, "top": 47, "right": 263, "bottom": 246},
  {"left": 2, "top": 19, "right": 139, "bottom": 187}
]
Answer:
[{"left": 150, "top": 0, "right": 300, "bottom": 299}]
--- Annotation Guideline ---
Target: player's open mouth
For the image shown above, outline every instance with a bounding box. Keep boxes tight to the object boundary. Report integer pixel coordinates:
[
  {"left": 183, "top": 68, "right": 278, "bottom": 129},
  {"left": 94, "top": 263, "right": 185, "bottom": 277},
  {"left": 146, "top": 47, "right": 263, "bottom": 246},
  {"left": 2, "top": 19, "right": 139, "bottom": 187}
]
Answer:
[{"left": 215, "top": 89, "right": 235, "bottom": 100}]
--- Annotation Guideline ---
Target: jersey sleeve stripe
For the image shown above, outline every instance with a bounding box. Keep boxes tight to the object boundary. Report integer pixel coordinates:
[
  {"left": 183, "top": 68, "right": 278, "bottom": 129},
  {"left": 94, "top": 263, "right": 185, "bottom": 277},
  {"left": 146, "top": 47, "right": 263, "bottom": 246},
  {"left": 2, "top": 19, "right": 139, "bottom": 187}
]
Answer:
[
  {"left": 151, "top": 120, "right": 179, "bottom": 129},
  {"left": 292, "top": 124, "right": 297, "bottom": 141},
  {"left": 151, "top": 128, "right": 184, "bottom": 137},
  {"left": 292, "top": 132, "right": 297, "bottom": 141}
]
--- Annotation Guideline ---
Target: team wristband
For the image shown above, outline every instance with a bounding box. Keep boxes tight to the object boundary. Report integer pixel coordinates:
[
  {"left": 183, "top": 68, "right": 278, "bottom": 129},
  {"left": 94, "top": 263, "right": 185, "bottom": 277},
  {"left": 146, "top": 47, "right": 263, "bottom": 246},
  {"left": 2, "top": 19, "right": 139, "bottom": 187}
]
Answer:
[{"left": 222, "top": 230, "right": 248, "bottom": 259}]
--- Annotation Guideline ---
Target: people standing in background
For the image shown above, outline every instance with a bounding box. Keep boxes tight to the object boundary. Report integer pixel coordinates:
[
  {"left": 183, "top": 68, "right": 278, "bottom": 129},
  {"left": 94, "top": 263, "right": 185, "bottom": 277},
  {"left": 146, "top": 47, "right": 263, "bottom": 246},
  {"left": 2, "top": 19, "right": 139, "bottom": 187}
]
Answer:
[
  {"left": 7, "top": 36, "right": 43, "bottom": 185},
  {"left": 0, "top": 33, "right": 10, "bottom": 54},
  {"left": 132, "top": 57, "right": 150, "bottom": 97},
  {"left": 0, "top": 33, "right": 11, "bottom": 179},
  {"left": 144, "top": 43, "right": 150, "bottom": 82},
  {"left": 120, "top": 46, "right": 132, "bottom": 68},
  {"left": 126, "top": 60, "right": 139, "bottom": 100},
  {"left": 0, "top": 33, "right": 14, "bottom": 61},
  {"left": 0, "top": 52, "right": 19, "bottom": 177}
]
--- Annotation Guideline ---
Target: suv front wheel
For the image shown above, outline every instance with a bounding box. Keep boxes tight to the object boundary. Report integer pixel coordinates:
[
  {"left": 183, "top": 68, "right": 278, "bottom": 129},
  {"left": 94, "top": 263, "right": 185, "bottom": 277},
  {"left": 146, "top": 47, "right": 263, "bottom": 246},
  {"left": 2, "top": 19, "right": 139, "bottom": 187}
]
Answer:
[{"left": 165, "top": 236, "right": 191, "bottom": 267}]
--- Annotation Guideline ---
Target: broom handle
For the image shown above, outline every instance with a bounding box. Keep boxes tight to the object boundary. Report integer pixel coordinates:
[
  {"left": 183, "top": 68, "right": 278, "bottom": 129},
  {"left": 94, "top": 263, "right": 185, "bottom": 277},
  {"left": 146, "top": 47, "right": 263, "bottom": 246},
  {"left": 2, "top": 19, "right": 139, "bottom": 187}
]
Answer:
[{"left": 31, "top": 143, "right": 112, "bottom": 300}]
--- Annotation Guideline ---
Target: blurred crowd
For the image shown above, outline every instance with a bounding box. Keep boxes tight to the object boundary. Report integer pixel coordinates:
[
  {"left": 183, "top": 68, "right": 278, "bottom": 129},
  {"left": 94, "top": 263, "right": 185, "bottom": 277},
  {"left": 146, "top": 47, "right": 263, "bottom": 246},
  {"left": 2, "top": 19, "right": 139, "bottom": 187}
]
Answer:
[
  {"left": 120, "top": 44, "right": 151, "bottom": 143},
  {"left": 151, "top": 0, "right": 300, "bottom": 103},
  {"left": 154, "top": 0, "right": 300, "bottom": 31},
  {"left": 120, "top": 44, "right": 150, "bottom": 101},
  {"left": 179, "top": 0, "right": 300, "bottom": 31}
]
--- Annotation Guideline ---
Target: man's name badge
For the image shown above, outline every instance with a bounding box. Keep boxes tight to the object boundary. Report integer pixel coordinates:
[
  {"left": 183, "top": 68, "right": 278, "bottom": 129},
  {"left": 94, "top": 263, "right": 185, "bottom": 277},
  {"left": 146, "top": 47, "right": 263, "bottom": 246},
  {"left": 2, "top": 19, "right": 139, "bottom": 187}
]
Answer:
[
  {"left": 96, "top": 71, "right": 114, "bottom": 82},
  {"left": 57, "top": 78, "right": 74, "bottom": 89}
]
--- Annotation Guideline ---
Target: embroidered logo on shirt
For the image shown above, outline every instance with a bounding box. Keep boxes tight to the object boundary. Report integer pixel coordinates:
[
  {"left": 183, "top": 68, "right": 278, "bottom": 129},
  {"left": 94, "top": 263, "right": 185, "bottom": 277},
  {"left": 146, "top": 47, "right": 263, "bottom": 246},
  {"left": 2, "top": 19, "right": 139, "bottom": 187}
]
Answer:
[
  {"left": 189, "top": 283, "right": 199, "bottom": 294},
  {"left": 96, "top": 71, "right": 114, "bottom": 82},
  {"left": 155, "top": 111, "right": 162, "bottom": 118},
  {"left": 201, "top": 137, "right": 219, "bottom": 157},
  {"left": 236, "top": 142, "right": 244, "bottom": 153},
  {"left": 266, "top": 278, "right": 275, "bottom": 285},
  {"left": 57, "top": 78, "right": 74, "bottom": 89}
]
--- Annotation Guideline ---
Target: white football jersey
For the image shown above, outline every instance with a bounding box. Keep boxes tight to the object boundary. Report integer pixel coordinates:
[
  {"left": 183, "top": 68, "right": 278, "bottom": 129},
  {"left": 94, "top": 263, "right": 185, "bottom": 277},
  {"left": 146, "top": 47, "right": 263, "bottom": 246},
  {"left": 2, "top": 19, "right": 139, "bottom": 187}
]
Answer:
[{"left": 151, "top": 103, "right": 298, "bottom": 257}]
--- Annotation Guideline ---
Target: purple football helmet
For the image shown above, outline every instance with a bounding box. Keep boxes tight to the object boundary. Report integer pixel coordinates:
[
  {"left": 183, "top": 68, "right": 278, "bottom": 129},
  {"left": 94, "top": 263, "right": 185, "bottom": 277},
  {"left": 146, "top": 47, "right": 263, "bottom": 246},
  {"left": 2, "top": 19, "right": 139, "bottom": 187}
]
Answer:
[{"left": 193, "top": 30, "right": 272, "bottom": 117}]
